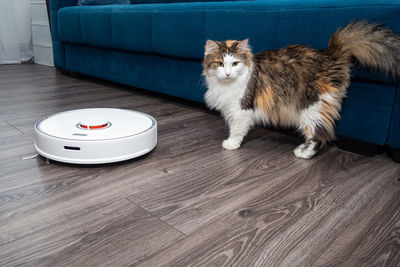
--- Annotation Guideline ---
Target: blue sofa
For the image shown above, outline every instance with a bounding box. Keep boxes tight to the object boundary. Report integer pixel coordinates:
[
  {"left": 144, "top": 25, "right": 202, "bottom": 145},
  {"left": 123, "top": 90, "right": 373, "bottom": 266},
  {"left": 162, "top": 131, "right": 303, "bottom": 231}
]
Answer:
[{"left": 49, "top": 0, "right": 400, "bottom": 161}]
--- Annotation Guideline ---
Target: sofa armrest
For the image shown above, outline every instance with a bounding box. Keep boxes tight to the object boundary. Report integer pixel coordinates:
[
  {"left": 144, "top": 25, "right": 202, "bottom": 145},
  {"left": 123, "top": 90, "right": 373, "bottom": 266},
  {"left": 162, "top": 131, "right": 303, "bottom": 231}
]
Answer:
[
  {"left": 49, "top": 0, "right": 77, "bottom": 40},
  {"left": 49, "top": 0, "right": 77, "bottom": 69},
  {"left": 49, "top": 0, "right": 77, "bottom": 12}
]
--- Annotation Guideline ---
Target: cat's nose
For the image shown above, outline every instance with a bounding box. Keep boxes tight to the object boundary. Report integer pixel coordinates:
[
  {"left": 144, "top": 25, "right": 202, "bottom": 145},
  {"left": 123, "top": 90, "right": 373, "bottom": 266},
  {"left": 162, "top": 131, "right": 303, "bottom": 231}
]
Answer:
[{"left": 226, "top": 73, "right": 231, "bottom": 77}]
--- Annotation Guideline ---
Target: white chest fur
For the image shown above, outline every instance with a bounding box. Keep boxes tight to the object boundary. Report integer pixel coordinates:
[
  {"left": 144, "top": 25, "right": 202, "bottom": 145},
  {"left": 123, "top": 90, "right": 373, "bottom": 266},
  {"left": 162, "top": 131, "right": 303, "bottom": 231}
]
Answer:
[{"left": 204, "top": 69, "right": 252, "bottom": 122}]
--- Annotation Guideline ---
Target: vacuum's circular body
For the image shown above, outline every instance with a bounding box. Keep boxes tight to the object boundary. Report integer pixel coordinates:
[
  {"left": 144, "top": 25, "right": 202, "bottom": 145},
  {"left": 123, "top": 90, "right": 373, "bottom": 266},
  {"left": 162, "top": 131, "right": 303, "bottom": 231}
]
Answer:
[{"left": 34, "top": 108, "right": 157, "bottom": 164}]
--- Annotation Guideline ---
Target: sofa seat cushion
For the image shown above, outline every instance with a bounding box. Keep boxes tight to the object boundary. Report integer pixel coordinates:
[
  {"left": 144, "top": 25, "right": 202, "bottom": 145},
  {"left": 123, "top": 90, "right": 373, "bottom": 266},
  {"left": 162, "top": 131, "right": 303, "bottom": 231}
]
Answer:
[{"left": 58, "top": 0, "right": 400, "bottom": 82}]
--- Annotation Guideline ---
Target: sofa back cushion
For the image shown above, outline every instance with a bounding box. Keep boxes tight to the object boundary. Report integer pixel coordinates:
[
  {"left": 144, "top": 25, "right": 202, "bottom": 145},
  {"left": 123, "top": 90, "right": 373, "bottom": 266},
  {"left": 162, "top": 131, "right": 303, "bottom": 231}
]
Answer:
[
  {"left": 131, "top": 0, "right": 244, "bottom": 3},
  {"left": 58, "top": 0, "right": 400, "bottom": 85},
  {"left": 78, "top": 0, "right": 130, "bottom": 5}
]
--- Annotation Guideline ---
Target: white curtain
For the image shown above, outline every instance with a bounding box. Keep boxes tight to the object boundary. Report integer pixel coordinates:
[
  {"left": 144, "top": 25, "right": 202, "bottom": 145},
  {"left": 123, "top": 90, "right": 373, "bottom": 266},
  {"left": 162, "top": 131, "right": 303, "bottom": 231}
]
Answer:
[{"left": 0, "top": 0, "right": 33, "bottom": 64}]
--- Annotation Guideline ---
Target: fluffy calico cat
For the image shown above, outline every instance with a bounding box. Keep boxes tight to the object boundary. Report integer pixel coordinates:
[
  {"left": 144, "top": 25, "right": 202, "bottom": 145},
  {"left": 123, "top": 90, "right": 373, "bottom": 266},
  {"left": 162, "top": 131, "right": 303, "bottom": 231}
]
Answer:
[{"left": 203, "top": 21, "right": 400, "bottom": 158}]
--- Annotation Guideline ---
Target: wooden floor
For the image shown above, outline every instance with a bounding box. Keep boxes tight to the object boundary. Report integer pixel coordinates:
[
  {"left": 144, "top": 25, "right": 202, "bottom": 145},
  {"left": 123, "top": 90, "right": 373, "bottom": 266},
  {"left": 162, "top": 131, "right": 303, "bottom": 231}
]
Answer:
[{"left": 1, "top": 64, "right": 400, "bottom": 266}]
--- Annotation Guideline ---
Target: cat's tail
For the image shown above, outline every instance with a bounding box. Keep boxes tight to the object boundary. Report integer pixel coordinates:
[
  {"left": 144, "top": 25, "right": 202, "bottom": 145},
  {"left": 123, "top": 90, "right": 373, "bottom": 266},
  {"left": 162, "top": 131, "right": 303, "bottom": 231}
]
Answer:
[{"left": 328, "top": 21, "right": 400, "bottom": 81}]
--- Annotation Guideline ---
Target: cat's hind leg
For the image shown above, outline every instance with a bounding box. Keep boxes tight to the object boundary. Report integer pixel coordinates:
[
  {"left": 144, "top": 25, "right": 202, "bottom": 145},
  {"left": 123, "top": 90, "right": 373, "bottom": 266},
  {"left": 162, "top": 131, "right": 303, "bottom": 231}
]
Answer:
[
  {"left": 295, "top": 116, "right": 336, "bottom": 159},
  {"left": 295, "top": 92, "right": 340, "bottom": 158},
  {"left": 294, "top": 138, "right": 322, "bottom": 159},
  {"left": 295, "top": 110, "right": 326, "bottom": 158}
]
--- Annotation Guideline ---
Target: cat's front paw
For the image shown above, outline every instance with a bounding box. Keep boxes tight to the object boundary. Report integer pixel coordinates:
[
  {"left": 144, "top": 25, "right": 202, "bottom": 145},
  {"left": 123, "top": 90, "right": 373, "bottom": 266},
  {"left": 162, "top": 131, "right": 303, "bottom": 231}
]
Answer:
[
  {"left": 293, "top": 142, "right": 317, "bottom": 159},
  {"left": 222, "top": 138, "right": 241, "bottom": 150}
]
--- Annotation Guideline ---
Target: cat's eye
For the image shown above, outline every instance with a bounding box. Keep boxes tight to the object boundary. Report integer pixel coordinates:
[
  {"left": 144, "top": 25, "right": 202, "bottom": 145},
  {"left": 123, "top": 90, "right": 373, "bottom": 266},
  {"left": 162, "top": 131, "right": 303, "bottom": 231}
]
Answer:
[
  {"left": 216, "top": 62, "right": 224, "bottom": 67},
  {"left": 232, "top": 61, "right": 240, "bottom": 66}
]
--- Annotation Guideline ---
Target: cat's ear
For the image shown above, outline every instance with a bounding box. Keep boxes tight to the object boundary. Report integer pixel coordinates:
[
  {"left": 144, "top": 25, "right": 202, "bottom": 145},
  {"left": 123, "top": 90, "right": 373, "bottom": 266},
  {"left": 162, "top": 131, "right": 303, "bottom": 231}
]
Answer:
[
  {"left": 237, "top": 39, "right": 250, "bottom": 51},
  {"left": 205, "top": 40, "right": 219, "bottom": 55}
]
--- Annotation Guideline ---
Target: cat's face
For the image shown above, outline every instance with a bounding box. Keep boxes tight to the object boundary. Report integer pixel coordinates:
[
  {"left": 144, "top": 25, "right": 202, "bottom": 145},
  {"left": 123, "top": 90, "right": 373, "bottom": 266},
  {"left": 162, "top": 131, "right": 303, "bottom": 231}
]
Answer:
[{"left": 203, "top": 39, "right": 253, "bottom": 82}]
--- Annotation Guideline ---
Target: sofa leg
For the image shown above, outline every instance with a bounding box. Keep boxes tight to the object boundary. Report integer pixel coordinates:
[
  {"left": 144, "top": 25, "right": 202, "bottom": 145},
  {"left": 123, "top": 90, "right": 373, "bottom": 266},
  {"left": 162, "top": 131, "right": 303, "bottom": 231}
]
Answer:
[
  {"left": 335, "top": 136, "right": 380, "bottom": 157},
  {"left": 57, "top": 68, "right": 69, "bottom": 75},
  {"left": 57, "top": 68, "right": 83, "bottom": 78},
  {"left": 390, "top": 149, "right": 400, "bottom": 163}
]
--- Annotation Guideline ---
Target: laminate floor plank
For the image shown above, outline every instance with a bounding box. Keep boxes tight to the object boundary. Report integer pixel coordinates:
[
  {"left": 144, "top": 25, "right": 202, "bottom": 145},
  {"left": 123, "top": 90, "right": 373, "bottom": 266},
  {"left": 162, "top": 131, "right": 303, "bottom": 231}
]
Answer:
[
  {"left": 0, "top": 65, "right": 167, "bottom": 122},
  {"left": 0, "top": 109, "right": 222, "bottom": 193},
  {"left": 0, "top": 133, "right": 36, "bottom": 161},
  {"left": 1, "top": 64, "right": 399, "bottom": 266},
  {"left": 0, "top": 198, "right": 185, "bottom": 266},
  {"left": 0, "top": 121, "right": 23, "bottom": 138},
  {"left": 127, "top": 130, "right": 327, "bottom": 235},
  {"left": 138, "top": 153, "right": 400, "bottom": 266},
  {"left": 2, "top": 102, "right": 204, "bottom": 140},
  {"left": 314, "top": 177, "right": 400, "bottom": 266}
]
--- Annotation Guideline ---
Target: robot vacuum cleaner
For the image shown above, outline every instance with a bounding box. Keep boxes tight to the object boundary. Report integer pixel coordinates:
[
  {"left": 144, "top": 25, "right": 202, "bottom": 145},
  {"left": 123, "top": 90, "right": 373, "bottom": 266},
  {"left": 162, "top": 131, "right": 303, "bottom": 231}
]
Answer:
[{"left": 34, "top": 108, "right": 157, "bottom": 164}]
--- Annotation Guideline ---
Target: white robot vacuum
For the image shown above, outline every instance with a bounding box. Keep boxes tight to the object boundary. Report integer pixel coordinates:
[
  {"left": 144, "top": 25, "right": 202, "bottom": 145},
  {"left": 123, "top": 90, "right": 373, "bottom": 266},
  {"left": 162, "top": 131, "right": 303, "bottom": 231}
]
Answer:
[{"left": 34, "top": 108, "right": 157, "bottom": 164}]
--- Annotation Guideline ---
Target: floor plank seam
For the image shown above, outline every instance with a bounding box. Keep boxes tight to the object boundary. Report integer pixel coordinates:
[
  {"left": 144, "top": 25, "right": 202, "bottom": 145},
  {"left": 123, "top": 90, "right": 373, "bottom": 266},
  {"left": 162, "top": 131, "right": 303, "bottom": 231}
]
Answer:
[
  {"left": 125, "top": 198, "right": 189, "bottom": 237},
  {"left": 4, "top": 120, "right": 25, "bottom": 134}
]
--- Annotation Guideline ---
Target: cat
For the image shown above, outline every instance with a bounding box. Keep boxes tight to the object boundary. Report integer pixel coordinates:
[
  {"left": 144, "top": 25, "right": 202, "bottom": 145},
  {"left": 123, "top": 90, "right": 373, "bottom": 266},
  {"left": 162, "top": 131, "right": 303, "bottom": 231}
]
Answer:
[{"left": 203, "top": 21, "right": 400, "bottom": 159}]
